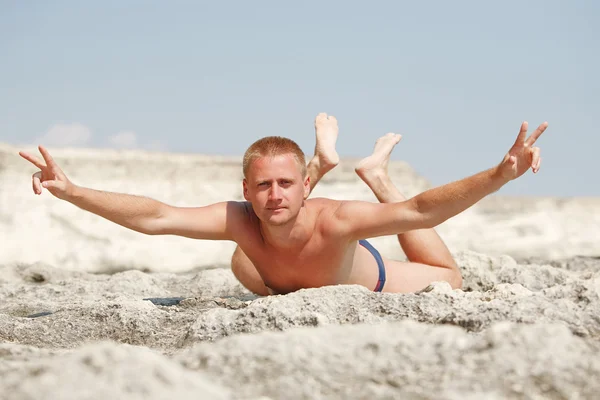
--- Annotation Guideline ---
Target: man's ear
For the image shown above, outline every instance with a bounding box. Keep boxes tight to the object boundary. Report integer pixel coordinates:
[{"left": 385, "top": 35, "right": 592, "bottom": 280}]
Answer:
[
  {"left": 303, "top": 175, "right": 310, "bottom": 199},
  {"left": 243, "top": 179, "right": 250, "bottom": 201}
]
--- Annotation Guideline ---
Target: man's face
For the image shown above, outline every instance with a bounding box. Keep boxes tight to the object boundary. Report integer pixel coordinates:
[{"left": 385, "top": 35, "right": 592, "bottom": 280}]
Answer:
[{"left": 243, "top": 154, "right": 310, "bottom": 226}]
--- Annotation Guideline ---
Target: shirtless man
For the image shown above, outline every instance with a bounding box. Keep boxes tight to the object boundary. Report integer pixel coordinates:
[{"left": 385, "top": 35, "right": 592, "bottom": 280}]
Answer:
[{"left": 19, "top": 114, "right": 546, "bottom": 296}]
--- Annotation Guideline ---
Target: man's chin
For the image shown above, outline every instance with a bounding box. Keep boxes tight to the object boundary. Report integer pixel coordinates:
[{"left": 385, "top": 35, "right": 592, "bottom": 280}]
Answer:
[{"left": 262, "top": 210, "right": 293, "bottom": 226}]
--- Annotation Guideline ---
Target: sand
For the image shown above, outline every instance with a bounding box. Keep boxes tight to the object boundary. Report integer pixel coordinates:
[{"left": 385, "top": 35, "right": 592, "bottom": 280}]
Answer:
[{"left": 1, "top": 143, "right": 600, "bottom": 399}]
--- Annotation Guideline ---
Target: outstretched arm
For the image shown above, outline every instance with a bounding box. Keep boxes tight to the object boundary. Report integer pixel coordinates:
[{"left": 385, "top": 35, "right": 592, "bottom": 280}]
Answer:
[
  {"left": 62, "top": 186, "right": 237, "bottom": 240},
  {"left": 19, "top": 146, "right": 237, "bottom": 240},
  {"left": 335, "top": 121, "right": 548, "bottom": 240}
]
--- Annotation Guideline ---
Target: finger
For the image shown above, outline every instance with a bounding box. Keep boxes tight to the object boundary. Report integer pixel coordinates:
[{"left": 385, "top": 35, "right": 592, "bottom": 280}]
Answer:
[
  {"left": 514, "top": 121, "right": 528, "bottom": 145},
  {"left": 32, "top": 171, "right": 42, "bottom": 194},
  {"left": 530, "top": 147, "right": 541, "bottom": 170},
  {"left": 530, "top": 146, "right": 540, "bottom": 163},
  {"left": 42, "top": 180, "right": 60, "bottom": 190},
  {"left": 38, "top": 145, "right": 60, "bottom": 170},
  {"left": 525, "top": 121, "right": 548, "bottom": 147},
  {"left": 534, "top": 156, "right": 542, "bottom": 173},
  {"left": 19, "top": 151, "right": 47, "bottom": 170}
]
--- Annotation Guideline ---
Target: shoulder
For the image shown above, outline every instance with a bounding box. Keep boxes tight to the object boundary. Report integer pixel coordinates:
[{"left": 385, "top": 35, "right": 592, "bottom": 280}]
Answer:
[
  {"left": 305, "top": 197, "right": 346, "bottom": 235},
  {"left": 217, "top": 201, "right": 261, "bottom": 242},
  {"left": 305, "top": 197, "right": 343, "bottom": 216},
  {"left": 228, "top": 201, "right": 258, "bottom": 225}
]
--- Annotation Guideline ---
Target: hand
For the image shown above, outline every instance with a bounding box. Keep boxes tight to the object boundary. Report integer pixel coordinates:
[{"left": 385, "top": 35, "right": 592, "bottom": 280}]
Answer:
[
  {"left": 19, "top": 145, "right": 75, "bottom": 199},
  {"left": 497, "top": 121, "right": 548, "bottom": 181}
]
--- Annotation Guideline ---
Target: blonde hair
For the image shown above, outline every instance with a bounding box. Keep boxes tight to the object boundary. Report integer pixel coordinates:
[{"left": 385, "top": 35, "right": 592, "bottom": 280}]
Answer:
[{"left": 243, "top": 136, "right": 307, "bottom": 178}]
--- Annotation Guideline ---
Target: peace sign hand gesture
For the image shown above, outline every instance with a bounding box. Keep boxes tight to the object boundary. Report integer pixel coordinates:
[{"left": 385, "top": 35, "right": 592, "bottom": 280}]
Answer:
[
  {"left": 497, "top": 121, "right": 548, "bottom": 181},
  {"left": 19, "top": 145, "right": 75, "bottom": 200}
]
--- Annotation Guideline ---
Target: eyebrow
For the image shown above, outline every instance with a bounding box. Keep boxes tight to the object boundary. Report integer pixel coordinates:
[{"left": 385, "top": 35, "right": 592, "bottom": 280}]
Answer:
[{"left": 255, "top": 177, "right": 295, "bottom": 184}]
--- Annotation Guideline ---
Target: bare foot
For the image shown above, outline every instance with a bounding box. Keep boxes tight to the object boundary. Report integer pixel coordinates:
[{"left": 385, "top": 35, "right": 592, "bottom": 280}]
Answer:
[
  {"left": 313, "top": 112, "right": 339, "bottom": 173},
  {"left": 355, "top": 133, "right": 402, "bottom": 185}
]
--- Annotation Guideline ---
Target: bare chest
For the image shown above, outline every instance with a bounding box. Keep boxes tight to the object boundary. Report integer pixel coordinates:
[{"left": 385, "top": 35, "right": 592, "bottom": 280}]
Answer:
[{"left": 239, "top": 233, "right": 353, "bottom": 294}]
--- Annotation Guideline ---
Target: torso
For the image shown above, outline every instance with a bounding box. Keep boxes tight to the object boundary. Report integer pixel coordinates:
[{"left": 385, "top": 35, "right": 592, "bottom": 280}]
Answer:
[{"left": 230, "top": 199, "right": 381, "bottom": 294}]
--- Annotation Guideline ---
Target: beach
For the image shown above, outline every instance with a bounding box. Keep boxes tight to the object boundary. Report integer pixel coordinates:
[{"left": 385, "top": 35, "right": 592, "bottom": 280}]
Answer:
[{"left": 1, "top": 143, "right": 599, "bottom": 399}]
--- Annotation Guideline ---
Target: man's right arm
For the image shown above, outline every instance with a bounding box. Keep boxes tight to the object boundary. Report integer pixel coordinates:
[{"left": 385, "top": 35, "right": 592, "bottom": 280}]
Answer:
[
  {"left": 20, "top": 145, "right": 238, "bottom": 241},
  {"left": 65, "top": 186, "right": 236, "bottom": 240}
]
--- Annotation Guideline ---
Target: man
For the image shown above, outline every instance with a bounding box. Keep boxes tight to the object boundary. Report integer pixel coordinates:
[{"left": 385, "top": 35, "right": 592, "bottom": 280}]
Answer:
[{"left": 19, "top": 113, "right": 546, "bottom": 296}]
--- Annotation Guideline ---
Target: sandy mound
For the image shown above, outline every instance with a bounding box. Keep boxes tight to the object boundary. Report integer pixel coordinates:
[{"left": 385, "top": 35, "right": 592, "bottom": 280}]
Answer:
[
  {"left": 0, "top": 342, "right": 230, "bottom": 400},
  {"left": 178, "top": 321, "right": 600, "bottom": 399}
]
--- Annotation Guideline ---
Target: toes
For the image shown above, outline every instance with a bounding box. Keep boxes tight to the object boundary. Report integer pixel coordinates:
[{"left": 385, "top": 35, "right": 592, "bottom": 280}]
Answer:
[{"left": 383, "top": 133, "right": 402, "bottom": 143}]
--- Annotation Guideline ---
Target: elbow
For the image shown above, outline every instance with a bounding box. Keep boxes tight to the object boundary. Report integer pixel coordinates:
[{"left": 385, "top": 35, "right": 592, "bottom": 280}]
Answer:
[
  {"left": 453, "top": 274, "right": 463, "bottom": 290},
  {"left": 420, "top": 215, "right": 441, "bottom": 230},
  {"left": 130, "top": 222, "right": 161, "bottom": 236},
  {"left": 449, "top": 270, "right": 463, "bottom": 290},
  {"left": 443, "top": 258, "right": 462, "bottom": 289},
  {"left": 140, "top": 204, "right": 170, "bottom": 235},
  {"left": 407, "top": 198, "right": 445, "bottom": 230},
  {"left": 143, "top": 227, "right": 162, "bottom": 236}
]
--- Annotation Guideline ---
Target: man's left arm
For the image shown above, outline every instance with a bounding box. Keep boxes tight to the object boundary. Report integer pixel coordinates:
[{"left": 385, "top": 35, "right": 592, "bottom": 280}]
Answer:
[{"left": 334, "top": 121, "right": 547, "bottom": 240}]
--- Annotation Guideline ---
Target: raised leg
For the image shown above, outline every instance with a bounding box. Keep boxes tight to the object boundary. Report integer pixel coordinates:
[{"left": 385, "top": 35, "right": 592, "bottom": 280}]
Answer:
[
  {"left": 355, "top": 133, "right": 462, "bottom": 290},
  {"left": 305, "top": 112, "right": 340, "bottom": 192},
  {"left": 231, "top": 113, "right": 340, "bottom": 294}
]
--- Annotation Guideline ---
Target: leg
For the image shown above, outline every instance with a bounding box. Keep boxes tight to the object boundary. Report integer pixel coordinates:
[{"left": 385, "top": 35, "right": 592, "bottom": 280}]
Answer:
[
  {"left": 355, "top": 133, "right": 462, "bottom": 290},
  {"left": 305, "top": 112, "right": 339, "bottom": 192},
  {"left": 231, "top": 113, "right": 340, "bottom": 294}
]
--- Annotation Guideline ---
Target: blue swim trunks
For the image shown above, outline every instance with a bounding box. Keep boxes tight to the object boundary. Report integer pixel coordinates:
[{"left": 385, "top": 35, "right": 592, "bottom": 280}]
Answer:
[{"left": 358, "top": 239, "right": 386, "bottom": 292}]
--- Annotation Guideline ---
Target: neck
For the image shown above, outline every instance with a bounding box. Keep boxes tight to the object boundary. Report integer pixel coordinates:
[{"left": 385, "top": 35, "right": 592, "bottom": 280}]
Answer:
[{"left": 259, "top": 207, "right": 308, "bottom": 250}]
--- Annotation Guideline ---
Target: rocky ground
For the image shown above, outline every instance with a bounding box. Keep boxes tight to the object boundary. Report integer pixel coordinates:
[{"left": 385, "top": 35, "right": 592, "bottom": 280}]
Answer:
[{"left": 1, "top": 252, "right": 599, "bottom": 399}]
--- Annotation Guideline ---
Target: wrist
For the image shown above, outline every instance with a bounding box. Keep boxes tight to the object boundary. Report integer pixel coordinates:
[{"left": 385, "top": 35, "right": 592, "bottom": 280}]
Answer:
[
  {"left": 63, "top": 183, "right": 80, "bottom": 202},
  {"left": 491, "top": 165, "right": 511, "bottom": 187}
]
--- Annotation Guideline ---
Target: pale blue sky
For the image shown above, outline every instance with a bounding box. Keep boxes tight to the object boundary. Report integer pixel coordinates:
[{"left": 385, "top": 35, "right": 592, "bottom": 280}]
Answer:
[{"left": 1, "top": 1, "right": 598, "bottom": 196}]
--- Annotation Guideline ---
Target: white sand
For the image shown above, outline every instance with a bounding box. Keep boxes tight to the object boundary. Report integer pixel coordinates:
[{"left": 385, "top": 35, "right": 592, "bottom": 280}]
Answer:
[{"left": 1, "top": 142, "right": 599, "bottom": 399}]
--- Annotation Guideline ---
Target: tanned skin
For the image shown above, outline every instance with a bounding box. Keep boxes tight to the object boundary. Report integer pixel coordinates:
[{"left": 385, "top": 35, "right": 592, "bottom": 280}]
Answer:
[{"left": 20, "top": 114, "right": 547, "bottom": 295}]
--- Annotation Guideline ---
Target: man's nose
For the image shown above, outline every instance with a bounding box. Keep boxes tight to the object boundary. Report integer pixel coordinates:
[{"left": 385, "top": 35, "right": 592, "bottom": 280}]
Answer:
[{"left": 268, "top": 184, "right": 282, "bottom": 200}]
